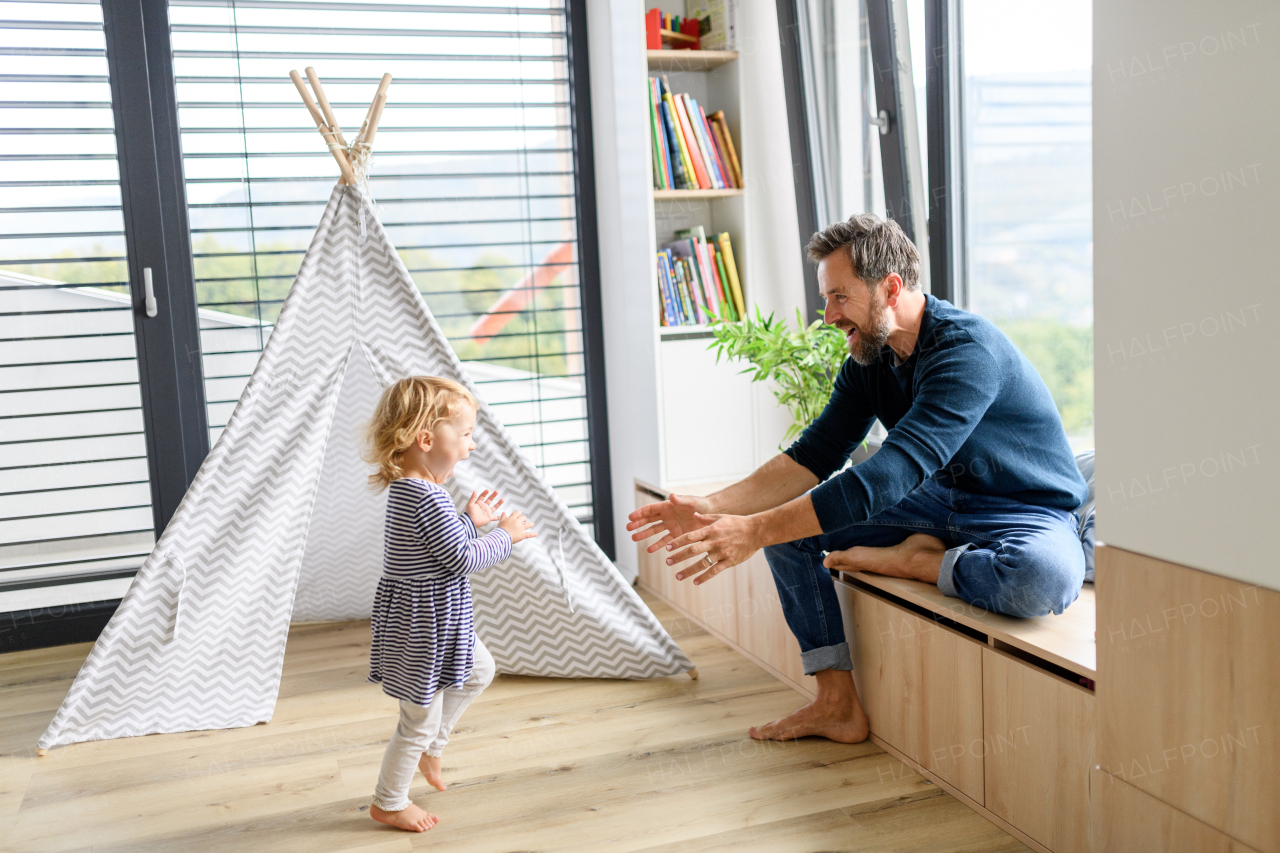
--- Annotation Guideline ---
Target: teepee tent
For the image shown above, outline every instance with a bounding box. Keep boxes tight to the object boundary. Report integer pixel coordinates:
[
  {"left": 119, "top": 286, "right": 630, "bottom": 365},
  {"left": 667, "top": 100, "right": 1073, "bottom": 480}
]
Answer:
[{"left": 38, "top": 71, "right": 693, "bottom": 752}]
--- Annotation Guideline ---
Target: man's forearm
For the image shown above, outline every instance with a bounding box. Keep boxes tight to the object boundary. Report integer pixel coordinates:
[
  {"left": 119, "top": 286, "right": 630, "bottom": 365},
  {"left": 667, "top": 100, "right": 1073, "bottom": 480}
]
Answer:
[
  {"left": 704, "top": 453, "right": 819, "bottom": 516},
  {"left": 749, "top": 492, "right": 825, "bottom": 549}
]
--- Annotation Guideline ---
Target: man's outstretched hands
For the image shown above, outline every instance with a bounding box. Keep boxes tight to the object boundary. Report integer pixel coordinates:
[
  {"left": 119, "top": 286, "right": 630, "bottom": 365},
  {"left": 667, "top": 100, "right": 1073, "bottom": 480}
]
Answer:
[
  {"left": 626, "top": 494, "right": 714, "bottom": 554},
  {"left": 660, "top": 512, "right": 762, "bottom": 584}
]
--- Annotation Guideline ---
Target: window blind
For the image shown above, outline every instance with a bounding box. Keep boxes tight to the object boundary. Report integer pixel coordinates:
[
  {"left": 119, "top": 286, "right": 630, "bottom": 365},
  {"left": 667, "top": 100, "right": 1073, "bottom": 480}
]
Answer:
[
  {"left": 167, "top": 0, "right": 596, "bottom": 530},
  {"left": 0, "top": 0, "right": 155, "bottom": 606}
]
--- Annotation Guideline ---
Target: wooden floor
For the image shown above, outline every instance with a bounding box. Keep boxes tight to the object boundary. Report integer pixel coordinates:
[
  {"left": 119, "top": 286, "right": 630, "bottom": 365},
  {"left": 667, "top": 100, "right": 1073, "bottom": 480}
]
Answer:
[{"left": 1, "top": 590, "right": 1029, "bottom": 853}]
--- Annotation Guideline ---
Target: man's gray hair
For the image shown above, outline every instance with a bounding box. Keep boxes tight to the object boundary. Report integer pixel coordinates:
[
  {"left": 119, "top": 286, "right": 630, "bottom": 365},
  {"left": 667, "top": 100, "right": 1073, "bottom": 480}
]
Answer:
[{"left": 806, "top": 213, "right": 921, "bottom": 292}]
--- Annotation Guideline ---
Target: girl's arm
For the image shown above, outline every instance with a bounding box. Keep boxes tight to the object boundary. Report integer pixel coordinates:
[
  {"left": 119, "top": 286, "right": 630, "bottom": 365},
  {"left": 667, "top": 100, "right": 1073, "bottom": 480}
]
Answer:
[{"left": 413, "top": 488, "right": 513, "bottom": 576}]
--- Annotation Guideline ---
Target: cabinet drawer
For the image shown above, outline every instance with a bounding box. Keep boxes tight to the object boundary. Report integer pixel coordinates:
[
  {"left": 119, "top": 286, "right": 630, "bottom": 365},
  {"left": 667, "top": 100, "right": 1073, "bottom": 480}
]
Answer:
[
  {"left": 839, "top": 582, "right": 985, "bottom": 802},
  {"left": 984, "top": 647, "right": 1095, "bottom": 853},
  {"left": 1091, "top": 766, "right": 1260, "bottom": 853}
]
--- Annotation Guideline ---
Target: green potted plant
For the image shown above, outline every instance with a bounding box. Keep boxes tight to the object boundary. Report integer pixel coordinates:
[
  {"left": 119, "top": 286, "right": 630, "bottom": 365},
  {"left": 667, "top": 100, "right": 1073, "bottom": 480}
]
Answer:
[{"left": 707, "top": 308, "right": 848, "bottom": 442}]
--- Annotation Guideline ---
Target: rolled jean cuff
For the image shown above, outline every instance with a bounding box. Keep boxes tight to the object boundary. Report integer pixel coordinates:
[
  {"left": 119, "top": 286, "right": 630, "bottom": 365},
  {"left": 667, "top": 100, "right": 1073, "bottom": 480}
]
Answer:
[
  {"left": 937, "top": 543, "right": 973, "bottom": 598},
  {"left": 800, "top": 641, "right": 853, "bottom": 676}
]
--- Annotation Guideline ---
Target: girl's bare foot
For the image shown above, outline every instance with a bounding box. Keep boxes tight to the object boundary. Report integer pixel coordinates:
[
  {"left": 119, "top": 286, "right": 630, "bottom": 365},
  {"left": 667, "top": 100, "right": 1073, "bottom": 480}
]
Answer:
[
  {"left": 370, "top": 803, "right": 439, "bottom": 832},
  {"left": 418, "top": 753, "right": 447, "bottom": 791}
]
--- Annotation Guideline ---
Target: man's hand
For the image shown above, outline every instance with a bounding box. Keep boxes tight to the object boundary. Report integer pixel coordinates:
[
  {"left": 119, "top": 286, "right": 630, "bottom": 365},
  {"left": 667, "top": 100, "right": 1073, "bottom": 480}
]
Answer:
[
  {"left": 626, "top": 494, "right": 713, "bottom": 553},
  {"left": 664, "top": 512, "right": 762, "bottom": 585}
]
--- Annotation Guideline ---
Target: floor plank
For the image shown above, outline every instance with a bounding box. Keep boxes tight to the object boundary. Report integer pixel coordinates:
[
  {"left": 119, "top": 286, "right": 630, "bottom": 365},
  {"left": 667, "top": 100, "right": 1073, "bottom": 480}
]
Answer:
[{"left": 2, "top": 589, "right": 1029, "bottom": 852}]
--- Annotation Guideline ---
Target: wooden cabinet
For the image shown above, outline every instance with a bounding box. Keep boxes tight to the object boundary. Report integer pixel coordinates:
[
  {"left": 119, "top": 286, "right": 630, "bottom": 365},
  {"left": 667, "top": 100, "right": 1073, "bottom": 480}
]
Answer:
[
  {"left": 983, "top": 647, "right": 1095, "bottom": 853},
  {"left": 1096, "top": 546, "right": 1280, "bottom": 853},
  {"left": 1091, "top": 766, "right": 1261, "bottom": 853},
  {"left": 840, "top": 582, "right": 986, "bottom": 802}
]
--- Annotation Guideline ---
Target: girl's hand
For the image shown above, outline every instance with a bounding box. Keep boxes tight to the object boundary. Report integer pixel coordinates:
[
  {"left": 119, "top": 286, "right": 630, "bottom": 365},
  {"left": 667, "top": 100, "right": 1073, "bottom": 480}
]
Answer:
[
  {"left": 498, "top": 510, "right": 537, "bottom": 544},
  {"left": 465, "top": 490, "right": 504, "bottom": 527}
]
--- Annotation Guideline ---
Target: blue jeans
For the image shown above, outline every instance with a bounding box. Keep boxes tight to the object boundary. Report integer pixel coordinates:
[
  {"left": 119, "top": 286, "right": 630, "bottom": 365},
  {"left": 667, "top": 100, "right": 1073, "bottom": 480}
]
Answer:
[{"left": 763, "top": 478, "right": 1085, "bottom": 675}]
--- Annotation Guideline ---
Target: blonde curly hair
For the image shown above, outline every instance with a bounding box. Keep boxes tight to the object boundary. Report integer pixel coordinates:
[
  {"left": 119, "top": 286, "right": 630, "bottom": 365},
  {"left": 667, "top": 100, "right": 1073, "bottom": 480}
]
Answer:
[{"left": 364, "top": 376, "right": 477, "bottom": 490}]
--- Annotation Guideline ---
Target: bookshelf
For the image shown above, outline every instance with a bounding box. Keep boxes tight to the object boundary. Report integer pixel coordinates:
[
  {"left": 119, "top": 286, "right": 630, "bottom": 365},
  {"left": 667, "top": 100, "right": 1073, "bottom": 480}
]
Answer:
[
  {"left": 644, "top": 22, "right": 763, "bottom": 486},
  {"left": 593, "top": 1, "right": 807, "bottom": 577}
]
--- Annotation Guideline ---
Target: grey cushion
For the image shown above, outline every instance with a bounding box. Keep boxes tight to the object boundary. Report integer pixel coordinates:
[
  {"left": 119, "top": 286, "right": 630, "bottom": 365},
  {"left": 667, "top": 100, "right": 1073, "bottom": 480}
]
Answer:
[{"left": 1074, "top": 450, "right": 1096, "bottom": 583}]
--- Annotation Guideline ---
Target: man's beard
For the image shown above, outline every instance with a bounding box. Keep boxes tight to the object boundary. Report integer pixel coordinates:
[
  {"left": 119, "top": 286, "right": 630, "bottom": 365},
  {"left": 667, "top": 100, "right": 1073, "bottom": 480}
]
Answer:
[{"left": 847, "top": 292, "right": 891, "bottom": 366}]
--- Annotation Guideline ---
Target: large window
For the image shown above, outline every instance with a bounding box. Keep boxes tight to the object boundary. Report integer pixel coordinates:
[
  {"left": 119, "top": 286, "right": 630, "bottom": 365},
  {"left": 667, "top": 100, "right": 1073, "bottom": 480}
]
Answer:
[
  {"left": 1, "top": 0, "right": 605, "bottom": 633},
  {"left": 0, "top": 0, "right": 154, "bottom": 612},
  {"left": 789, "top": 0, "right": 1093, "bottom": 449},
  {"left": 961, "top": 0, "right": 1093, "bottom": 449},
  {"left": 167, "top": 0, "right": 598, "bottom": 529}
]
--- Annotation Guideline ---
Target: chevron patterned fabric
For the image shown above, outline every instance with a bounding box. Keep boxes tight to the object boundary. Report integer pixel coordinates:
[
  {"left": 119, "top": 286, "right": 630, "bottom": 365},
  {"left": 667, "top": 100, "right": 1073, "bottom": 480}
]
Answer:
[{"left": 38, "top": 185, "right": 693, "bottom": 750}]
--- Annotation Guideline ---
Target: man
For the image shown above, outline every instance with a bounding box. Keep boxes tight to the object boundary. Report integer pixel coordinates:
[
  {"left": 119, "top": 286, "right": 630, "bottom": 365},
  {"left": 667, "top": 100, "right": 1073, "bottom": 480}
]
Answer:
[{"left": 628, "top": 214, "right": 1087, "bottom": 744}]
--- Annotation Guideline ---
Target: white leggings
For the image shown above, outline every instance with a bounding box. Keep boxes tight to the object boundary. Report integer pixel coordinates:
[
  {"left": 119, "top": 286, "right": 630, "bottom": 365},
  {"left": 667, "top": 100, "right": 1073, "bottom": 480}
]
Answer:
[{"left": 372, "top": 635, "right": 495, "bottom": 812}]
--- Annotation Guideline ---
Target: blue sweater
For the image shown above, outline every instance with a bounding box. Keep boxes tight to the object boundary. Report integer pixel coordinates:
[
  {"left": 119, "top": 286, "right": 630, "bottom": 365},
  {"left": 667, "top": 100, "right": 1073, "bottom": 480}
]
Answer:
[{"left": 785, "top": 296, "right": 1088, "bottom": 532}]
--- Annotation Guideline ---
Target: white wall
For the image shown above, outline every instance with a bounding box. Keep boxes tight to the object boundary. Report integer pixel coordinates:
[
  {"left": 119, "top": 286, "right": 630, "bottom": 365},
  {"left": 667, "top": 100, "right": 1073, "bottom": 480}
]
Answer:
[{"left": 1093, "top": 0, "right": 1279, "bottom": 590}]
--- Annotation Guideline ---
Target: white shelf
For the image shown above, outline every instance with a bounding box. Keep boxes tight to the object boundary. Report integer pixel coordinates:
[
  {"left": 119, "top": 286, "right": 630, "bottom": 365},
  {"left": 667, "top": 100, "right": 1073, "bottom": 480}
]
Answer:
[
  {"left": 653, "top": 188, "right": 743, "bottom": 201},
  {"left": 659, "top": 324, "right": 718, "bottom": 339},
  {"left": 646, "top": 50, "right": 738, "bottom": 72}
]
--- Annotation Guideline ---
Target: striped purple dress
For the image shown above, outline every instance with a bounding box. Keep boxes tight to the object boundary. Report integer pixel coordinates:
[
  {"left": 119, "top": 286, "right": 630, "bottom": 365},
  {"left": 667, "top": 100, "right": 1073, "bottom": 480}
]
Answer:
[{"left": 368, "top": 478, "right": 512, "bottom": 706}]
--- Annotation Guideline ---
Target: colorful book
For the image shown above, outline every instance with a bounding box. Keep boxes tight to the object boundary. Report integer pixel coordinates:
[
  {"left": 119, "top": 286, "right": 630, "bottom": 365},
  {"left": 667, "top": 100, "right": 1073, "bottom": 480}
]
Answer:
[
  {"left": 678, "top": 227, "right": 721, "bottom": 315},
  {"left": 655, "top": 251, "right": 667, "bottom": 325},
  {"left": 718, "top": 231, "right": 745, "bottom": 316},
  {"left": 664, "top": 239, "right": 709, "bottom": 322},
  {"left": 713, "top": 246, "right": 737, "bottom": 321},
  {"left": 647, "top": 81, "right": 666, "bottom": 189},
  {"left": 680, "top": 94, "right": 720, "bottom": 189},
  {"left": 686, "top": 96, "right": 726, "bottom": 188},
  {"left": 701, "top": 105, "right": 736, "bottom": 188},
  {"left": 669, "top": 89, "right": 711, "bottom": 189},
  {"left": 651, "top": 79, "right": 674, "bottom": 189},
  {"left": 709, "top": 111, "right": 742, "bottom": 188},
  {"left": 658, "top": 100, "right": 689, "bottom": 189},
  {"left": 695, "top": 101, "right": 730, "bottom": 188},
  {"left": 675, "top": 258, "right": 696, "bottom": 322},
  {"left": 708, "top": 118, "right": 738, "bottom": 188},
  {"left": 660, "top": 79, "right": 698, "bottom": 189}
]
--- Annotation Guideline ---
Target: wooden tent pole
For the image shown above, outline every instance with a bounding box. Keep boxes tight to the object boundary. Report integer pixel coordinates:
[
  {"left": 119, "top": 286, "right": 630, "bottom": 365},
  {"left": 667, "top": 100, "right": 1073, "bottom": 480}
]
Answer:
[
  {"left": 364, "top": 92, "right": 389, "bottom": 148},
  {"left": 290, "top": 70, "right": 356, "bottom": 185},
  {"left": 355, "top": 73, "right": 393, "bottom": 146},
  {"left": 304, "top": 66, "right": 349, "bottom": 149}
]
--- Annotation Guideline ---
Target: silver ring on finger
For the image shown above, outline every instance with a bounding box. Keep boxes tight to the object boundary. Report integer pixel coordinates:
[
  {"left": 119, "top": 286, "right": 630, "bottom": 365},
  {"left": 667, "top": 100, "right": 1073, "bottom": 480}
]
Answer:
[{"left": 702, "top": 555, "right": 715, "bottom": 570}]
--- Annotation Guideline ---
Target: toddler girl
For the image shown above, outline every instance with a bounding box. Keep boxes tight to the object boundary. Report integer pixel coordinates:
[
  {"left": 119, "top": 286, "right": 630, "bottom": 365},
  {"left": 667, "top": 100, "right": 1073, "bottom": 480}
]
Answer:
[{"left": 363, "top": 376, "right": 536, "bottom": 833}]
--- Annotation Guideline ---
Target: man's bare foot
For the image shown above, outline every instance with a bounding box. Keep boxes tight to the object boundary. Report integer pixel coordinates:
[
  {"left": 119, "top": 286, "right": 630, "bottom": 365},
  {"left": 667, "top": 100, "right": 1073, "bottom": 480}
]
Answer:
[
  {"left": 749, "top": 669, "right": 870, "bottom": 743},
  {"left": 418, "top": 753, "right": 447, "bottom": 791},
  {"left": 370, "top": 803, "right": 438, "bottom": 832},
  {"left": 823, "top": 533, "right": 946, "bottom": 584}
]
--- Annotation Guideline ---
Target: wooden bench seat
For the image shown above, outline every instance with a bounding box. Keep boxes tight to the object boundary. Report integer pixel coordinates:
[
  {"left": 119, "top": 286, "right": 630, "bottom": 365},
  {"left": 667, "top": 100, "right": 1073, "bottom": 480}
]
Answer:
[{"left": 839, "top": 570, "right": 1096, "bottom": 679}]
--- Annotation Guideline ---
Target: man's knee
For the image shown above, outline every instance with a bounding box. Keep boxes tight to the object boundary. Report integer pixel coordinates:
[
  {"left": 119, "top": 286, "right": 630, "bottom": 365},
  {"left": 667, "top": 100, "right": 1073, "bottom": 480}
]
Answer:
[{"left": 996, "top": 546, "right": 1084, "bottom": 618}]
